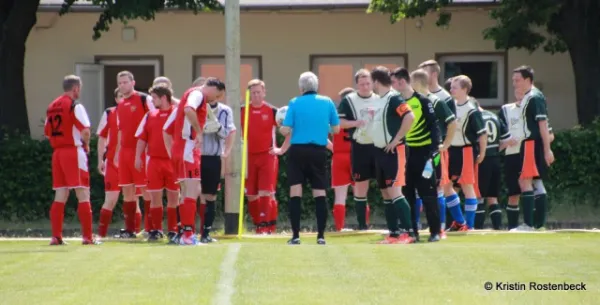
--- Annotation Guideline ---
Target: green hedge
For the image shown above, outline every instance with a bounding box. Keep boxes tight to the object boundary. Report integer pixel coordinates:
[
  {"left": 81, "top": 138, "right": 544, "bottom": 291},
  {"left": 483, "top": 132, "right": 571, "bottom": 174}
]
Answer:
[{"left": 1, "top": 120, "right": 599, "bottom": 222}]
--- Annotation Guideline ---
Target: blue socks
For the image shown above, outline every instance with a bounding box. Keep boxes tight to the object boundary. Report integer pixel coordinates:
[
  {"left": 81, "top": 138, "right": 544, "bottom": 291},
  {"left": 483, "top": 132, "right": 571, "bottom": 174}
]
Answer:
[
  {"left": 414, "top": 197, "right": 422, "bottom": 228},
  {"left": 464, "top": 198, "right": 478, "bottom": 229},
  {"left": 445, "top": 194, "right": 465, "bottom": 225},
  {"left": 438, "top": 193, "right": 446, "bottom": 229}
]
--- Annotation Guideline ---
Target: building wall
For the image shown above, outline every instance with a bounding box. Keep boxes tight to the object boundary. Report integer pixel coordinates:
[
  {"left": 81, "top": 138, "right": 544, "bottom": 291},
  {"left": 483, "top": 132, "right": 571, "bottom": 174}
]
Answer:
[{"left": 25, "top": 9, "right": 576, "bottom": 137}]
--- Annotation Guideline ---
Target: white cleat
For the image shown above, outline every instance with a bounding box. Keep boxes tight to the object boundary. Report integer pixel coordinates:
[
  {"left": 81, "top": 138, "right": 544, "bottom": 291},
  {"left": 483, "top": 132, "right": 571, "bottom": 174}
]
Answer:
[{"left": 509, "top": 224, "right": 534, "bottom": 232}]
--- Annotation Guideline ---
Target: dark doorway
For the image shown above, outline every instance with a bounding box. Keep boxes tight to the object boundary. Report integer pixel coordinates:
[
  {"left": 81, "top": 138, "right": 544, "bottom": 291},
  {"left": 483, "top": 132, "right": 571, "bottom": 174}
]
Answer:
[{"left": 103, "top": 65, "right": 156, "bottom": 108}]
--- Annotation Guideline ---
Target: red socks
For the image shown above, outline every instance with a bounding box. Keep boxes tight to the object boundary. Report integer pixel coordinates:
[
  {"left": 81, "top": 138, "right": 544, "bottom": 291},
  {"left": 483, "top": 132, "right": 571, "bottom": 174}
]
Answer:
[
  {"left": 333, "top": 204, "right": 346, "bottom": 231},
  {"left": 144, "top": 200, "right": 152, "bottom": 232},
  {"left": 199, "top": 203, "right": 206, "bottom": 235},
  {"left": 98, "top": 208, "right": 113, "bottom": 237},
  {"left": 167, "top": 207, "right": 178, "bottom": 233},
  {"left": 77, "top": 202, "right": 93, "bottom": 240},
  {"left": 123, "top": 201, "right": 136, "bottom": 233},
  {"left": 181, "top": 197, "right": 197, "bottom": 233},
  {"left": 366, "top": 204, "right": 370, "bottom": 226},
  {"left": 248, "top": 198, "right": 259, "bottom": 225},
  {"left": 50, "top": 201, "right": 65, "bottom": 238},
  {"left": 151, "top": 206, "right": 163, "bottom": 232},
  {"left": 258, "top": 196, "right": 271, "bottom": 225}
]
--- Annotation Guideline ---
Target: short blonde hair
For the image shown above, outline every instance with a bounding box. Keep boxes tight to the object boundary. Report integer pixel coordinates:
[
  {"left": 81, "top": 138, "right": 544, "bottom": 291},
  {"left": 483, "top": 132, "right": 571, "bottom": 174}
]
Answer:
[
  {"left": 418, "top": 60, "right": 441, "bottom": 74},
  {"left": 247, "top": 79, "right": 265, "bottom": 90},
  {"left": 354, "top": 69, "right": 371, "bottom": 83},
  {"left": 410, "top": 69, "right": 429, "bottom": 88},
  {"left": 452, "top": 75, "right": 472, "bottom": 94},
  {"left": 153, "top": 76, "right": 172, "bottom": 89},
  {"left": 63, "top": 75, "right": 81, "bottom": 91}
]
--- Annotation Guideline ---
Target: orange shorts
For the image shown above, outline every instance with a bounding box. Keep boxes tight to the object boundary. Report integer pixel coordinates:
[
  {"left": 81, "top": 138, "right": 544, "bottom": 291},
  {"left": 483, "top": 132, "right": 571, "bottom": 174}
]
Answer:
[
  {"left": 52, "top": 147, "right": 90, "bottom": 189},
  {"left": 103, "top": 159, "right": 119, "bottom": 192},
  {"left": 147, "top": 157, "right": 179, "bottom": 192},
  {"left": 331, "top": 152, "right": 353, "bottom": 187},
  {"left": 448, "top": 146, "right": 476, "bottom": 185},
  {"left": 435, "top": 150, "right": 451, "bottom": 187},
  {"left": 172, "top": 140, "right": 200, "bottom": 182},
  {"left": 520, "top": 139, "right": 547, "bottom": 179},
  {"left": 118, "top": 148, "right": 146, "bottom": 187},
  {"left": 245, "top": 152, "right": 276, "bottom": 196}
]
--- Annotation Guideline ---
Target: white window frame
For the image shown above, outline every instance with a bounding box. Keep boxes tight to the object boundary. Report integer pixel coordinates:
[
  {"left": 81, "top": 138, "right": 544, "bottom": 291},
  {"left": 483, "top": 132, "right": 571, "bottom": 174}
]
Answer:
[
  {"left": 310, "top": 55, "right": 407, "bottom": 75},
  {"left": 97, "top": 59, "right": 161, "bottom": 78},
  {"left": 437, "top": 54, "right": 505, "bottom": 107},
  {"left": 193, "top": 56, "right": 262, "bottom": 81}
]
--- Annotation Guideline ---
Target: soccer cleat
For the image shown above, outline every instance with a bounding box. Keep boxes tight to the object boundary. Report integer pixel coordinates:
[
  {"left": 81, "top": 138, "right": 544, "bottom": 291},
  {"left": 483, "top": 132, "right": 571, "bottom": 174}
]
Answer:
[
  {"left": 287, "top": 238, "right": 301, "bottom": 245},
  {"left": 179, "top": 233, "right": 201, "bottom": 246},
  {"left": 317, "top": 238, "right": 326, "bottom": 245},
  {"left": 49, "top": 237, "right": 67, "bottom": 246},
  {"left": 167, "top": 231, "right": 179, "bottom": 245},
  {"left": 509, "top": 224, "right": 534, "bottom": 232},
  {"left": 200, "top": 236, "right": 218, "bottom": 244},
  {"left": 115, "top": 229, "right": 137, "bottom": 239},
  {"left": 440, "top": 230, "right": 447, "bottom": 239},
  {"left": 398, "top": 233, "right": 416, "bottom": 244},
  {"left": 446, "top": 221, "right": 469, "bottom": 232},
  {"left": 428, "top": 234, "right": 441, "bottom": 242},
  {"left": 136, "top": 230, "right": 150, "bottom": 239},
  {"left": 378, "top": 235, "right": 403, "bottom": 244},
  {"left": 147, "top": 230, "right": 162, "bottom": 242},
  {"left": 340, "top": 228, "right": 354, "bottom": 232},
  {"left": 82, "top": 238, "right": 102, "bottom": 245}
]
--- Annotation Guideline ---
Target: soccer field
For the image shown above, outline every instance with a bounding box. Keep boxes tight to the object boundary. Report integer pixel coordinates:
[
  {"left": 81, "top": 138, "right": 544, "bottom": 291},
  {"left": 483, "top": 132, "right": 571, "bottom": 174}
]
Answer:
[{"left": 0, "top": 232, "right": 598, "bottom": 305}]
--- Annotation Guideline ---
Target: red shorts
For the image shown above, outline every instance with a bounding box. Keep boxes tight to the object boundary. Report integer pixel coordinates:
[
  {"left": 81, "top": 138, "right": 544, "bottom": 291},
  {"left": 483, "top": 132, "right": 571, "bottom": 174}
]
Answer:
[
  {"left": 147, "top": 157, "right": 179, "bottom": 192},
  {"left": 172, "top": 140, "right": 200, "bottom": 182},
  {"left": 103, "top": 159, "right": 120, "bottom": 192},
  {"left": 52, "top": 147, "right": 90, "bottom": 189},
  {"left": 118, "top": 148, "right": 146, "bottom": 187},
  {"left": 245, "top": 152, "right": 276, "bottom": 196},
  {"left": 331, "top": 152, "right": 353, "bottom": 187}
]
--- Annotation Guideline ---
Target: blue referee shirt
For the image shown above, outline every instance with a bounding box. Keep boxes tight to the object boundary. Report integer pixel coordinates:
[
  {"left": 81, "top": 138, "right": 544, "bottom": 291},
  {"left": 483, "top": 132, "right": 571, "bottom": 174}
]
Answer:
[{"left": 282, "top": 91, "right": 340, "bottom": 146}]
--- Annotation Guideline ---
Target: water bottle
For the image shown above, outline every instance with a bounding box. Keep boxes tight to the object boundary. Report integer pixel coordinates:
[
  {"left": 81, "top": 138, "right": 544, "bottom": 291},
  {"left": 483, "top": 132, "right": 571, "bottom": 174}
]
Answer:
[{"left": 422, "top": 159, "right": 433, "bottom": 179}]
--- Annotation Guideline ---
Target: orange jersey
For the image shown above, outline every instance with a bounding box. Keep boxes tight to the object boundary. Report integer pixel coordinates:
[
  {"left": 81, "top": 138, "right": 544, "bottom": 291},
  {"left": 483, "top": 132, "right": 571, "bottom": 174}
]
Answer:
[
  {"left": 44, "top": 94, "right": 91, "bottom": 149},
  {"left": 241, "top": 102, "right": 277, "bottom": 154},
  {"left": 164, "top": 87, "right": 207, "bottom": 143},
  {"left": 332, "top": 129, "right": 351, "bottom": 154},
  {"left": 97, "top": 107, "right": 118, "bottom": 160},
  {"left": 116, "top": 92, "right": 154, "bottom": 149},
  {"left": 135, "top": 107, "right": 175, "bottom": 159}
]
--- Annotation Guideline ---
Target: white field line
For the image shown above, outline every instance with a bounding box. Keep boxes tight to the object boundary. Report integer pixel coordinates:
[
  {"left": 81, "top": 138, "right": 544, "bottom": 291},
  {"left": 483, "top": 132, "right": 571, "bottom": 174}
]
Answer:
[{"left": 212, "top": 243, "right": 241, "bottom": 305}]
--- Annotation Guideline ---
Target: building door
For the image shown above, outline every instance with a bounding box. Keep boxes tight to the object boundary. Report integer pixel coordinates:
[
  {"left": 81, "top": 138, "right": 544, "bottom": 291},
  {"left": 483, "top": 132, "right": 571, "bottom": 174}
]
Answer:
[{"left": 103, "top": 65, "right": 156, "bottom": 108}]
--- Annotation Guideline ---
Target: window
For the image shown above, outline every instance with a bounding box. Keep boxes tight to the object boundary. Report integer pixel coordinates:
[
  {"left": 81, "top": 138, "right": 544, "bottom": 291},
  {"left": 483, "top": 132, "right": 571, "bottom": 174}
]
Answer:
[
  {"left": 437, "top": 54, "right": 506, "bottom": 107},
  {"left": 311, "top": 55, "right": 407, "bottom": 101},
  {"left": 193, "top": 56, "right": 262, "bottom": 101}
]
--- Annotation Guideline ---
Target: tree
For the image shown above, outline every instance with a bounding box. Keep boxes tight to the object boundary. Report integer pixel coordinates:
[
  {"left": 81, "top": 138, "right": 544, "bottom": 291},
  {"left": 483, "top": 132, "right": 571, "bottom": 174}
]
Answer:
[
  {"left": 0, "top": 0, "right": 222, "bottom": 136},
  {"left": 368, "top": 0, "right": 600, "bottom": 125}
]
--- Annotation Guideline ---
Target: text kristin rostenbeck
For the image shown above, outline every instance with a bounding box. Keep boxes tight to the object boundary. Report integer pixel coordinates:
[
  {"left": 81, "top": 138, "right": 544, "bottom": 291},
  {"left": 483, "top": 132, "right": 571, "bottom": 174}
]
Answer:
[{"left": 495, "top": 282, "right": 587, "bottom": 291}]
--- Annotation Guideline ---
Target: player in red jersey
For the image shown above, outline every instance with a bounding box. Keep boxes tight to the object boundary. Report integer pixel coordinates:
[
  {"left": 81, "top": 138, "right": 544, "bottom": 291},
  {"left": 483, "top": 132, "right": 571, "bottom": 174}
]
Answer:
[
  {"left": 241, "top": 79, "right": 281, "bottom": 234},
  {"left": 135, "top": 85, "right": 179, "bottom": 242},
  {"left": 96, "top": 88, "right": 123, "bottom": 238},
  {"left": 163, "top": 77, "right": 225, "bottom": 245},
  {"left": 45, "top": 75, "right": 99, "bottom": 245},
  {"left": 113, "top": 71, "right": 155, "bottom": 238}
]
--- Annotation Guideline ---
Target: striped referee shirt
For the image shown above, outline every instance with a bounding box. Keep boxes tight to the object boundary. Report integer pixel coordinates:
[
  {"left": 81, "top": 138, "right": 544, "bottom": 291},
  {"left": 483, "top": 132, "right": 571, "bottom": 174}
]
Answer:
[{"left": 202, "top": 102, "right": 236, "bottom": 156}]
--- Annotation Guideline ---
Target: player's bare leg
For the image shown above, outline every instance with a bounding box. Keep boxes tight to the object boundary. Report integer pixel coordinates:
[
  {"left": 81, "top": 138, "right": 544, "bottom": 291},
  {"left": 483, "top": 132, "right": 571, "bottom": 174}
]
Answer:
[
  {"left": 97, "top": 191, "right": 120, "bottom": 238},
  {"left": 513, "top": 178, "right": 535, "bottom": 231},
  {"left": 179, "top": 179, "right": 202, "bottom": 245},
  {"left": 352, "top": 181, "right": 370, "bottom": 230},
  {"left": 332, "top": 184, "right": 350, "bottom": 231}
]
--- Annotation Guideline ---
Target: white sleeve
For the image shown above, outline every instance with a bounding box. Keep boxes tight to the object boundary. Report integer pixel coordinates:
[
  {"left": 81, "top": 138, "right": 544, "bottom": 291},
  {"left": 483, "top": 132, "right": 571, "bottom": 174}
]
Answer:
[
  {"left": 145, "top": 95, "right": 155, "bottom": 111},
  {"left": 135, "top": 113, "right": 149, "bottom": 138},
  {"left": 187, "top": 90, "right": 204, "bottom": 110},
  {"left": 163, "top": 107, "right": 178, "bottom": 131},
  {"left": 96, "top": 111, "right": 108, "bottom": 136},
  {"left": 74, "top": 104, "right": 91, "bottom": 128},
  {"left": 225, "top": 105, "right": 236, "bottom": 132}
]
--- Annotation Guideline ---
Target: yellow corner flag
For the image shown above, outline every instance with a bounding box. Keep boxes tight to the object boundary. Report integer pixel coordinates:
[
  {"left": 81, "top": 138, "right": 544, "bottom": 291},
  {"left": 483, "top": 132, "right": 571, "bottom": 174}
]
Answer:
[{"left": 238, "top": 89, "right": 251, "bottom": 238}]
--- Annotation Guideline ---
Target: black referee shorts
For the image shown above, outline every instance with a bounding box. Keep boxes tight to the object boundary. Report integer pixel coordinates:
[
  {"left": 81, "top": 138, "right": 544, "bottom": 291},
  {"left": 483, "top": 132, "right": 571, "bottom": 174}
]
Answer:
[
  {"left": 201, "top": 155, "right": 222, "bottom": 195},
  {"left": 287, "top": 144, "right": 329, "bottom": 190},
  {"left": 504, "top": 153, "right": 522, "bottom": 196},
  {"left": 478, "top": 155, "right": 501, "bottom": 198}
]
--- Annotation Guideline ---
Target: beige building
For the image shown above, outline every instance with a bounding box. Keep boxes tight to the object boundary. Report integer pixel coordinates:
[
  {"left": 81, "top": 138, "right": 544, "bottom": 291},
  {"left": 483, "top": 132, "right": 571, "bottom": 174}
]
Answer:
[{"left": 28, "top": 0, "right": 576, "bottom": 137}]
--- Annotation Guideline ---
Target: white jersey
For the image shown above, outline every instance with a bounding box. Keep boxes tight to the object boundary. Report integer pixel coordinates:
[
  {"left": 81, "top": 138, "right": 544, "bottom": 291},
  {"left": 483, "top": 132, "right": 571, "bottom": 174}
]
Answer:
[
  {"left": 370, "top": 91, "right": 398, "bottom": 148},
  {"left": 342, "top": 92, "right": 381, "bottom": 144},
  {"left": 501, "top": 102, "right": 526, "bottom": 155},
  {"left": 451, "top": 100, "right": 482, "bottom": 147}
]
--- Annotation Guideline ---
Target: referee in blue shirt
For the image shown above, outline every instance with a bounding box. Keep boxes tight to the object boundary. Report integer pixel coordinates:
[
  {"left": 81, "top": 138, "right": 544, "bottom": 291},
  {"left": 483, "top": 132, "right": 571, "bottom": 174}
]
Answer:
[{"left": 280, "top": 72, "right": 340, "bottom": 245}]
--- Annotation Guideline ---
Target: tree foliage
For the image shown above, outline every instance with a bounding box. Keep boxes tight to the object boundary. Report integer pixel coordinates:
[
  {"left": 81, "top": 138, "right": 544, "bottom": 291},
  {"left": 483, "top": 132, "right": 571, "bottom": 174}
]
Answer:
[{"left": 60, "top": 0, "right": 223, "bottom": 40}]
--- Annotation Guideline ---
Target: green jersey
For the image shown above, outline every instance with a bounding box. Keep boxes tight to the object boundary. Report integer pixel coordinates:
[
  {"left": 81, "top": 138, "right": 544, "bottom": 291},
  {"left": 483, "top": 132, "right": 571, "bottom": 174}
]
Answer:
[
  {"left": 521, "top": 87, "right": 548, "bottom": 140},
  {"left": 427, "top": 92, "right": 455, "bottom": 139},
  {"left": 371, "top": 91, "right": 411, "bottom": 148},
  {"left": 448, "top": 100, "right": 486, "bottom": 147},
  {"left": 481, "top": 109, "right": 510, "bottom": 157},
  {"left": 405, "top": 92, "right": 441, "bottom": 148}
]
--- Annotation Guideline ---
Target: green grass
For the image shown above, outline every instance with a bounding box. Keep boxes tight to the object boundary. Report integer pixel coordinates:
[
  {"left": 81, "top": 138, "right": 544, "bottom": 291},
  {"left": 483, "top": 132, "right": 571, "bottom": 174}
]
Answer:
[{"left": 0, "top": 233, "right": 598, "bottom": 305}]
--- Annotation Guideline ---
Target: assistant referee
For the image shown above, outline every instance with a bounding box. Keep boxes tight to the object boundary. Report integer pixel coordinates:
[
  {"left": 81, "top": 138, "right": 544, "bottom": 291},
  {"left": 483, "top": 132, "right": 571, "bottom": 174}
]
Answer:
[{"left": 280, "top": 71, "right": 340, "bottom": 245}]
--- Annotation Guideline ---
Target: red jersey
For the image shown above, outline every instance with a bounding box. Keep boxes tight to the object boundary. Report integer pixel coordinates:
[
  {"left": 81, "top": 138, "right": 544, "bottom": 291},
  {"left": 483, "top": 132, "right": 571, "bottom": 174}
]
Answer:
[
  {"left": 116, "top": 92, "right": 154, "bottom": 149},
  {"left": 97, "top": 107, "right": 118, "bottom": 160},
  {"left": 135, "top": 107, "right": 174, "bottom": 159},
  {"left": 241, "top": 102, "right": 277, "bottom": 154},
  {"left": 332, "top": 129, "right": 351, "bottom": 153},
  {"left": 44, "top": 94, "right": 91, "bottom": 149},
  {"left": 163, "top": 87, "right": 207, "bottom": 143}
]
